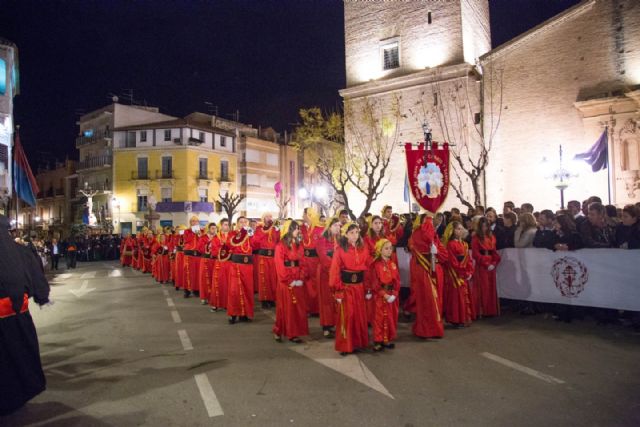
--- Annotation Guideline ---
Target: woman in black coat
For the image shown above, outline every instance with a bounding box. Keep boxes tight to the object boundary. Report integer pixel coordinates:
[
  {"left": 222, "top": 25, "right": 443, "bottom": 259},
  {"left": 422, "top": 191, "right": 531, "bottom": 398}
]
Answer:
[
  {"left": 552, "top": 214, "right": 582, "bottom": 251},
  {"left": 0, "top": 215, "right": 51, "bottom": 415}
]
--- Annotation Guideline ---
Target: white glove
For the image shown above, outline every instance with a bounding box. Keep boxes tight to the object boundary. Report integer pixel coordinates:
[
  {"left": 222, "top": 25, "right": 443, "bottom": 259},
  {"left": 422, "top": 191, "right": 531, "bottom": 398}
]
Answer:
[
  {"left": 336, "top": 298, "right": 342, "bottom": 304},
  {"left": 179, "top": 230, "right": 185, "bottom": 235},
  {"left": 487, "top": 264, "right": 495, "bottom": 272},
  {"left": 191, "top": 225, "right": 200, "bottom": 233},
  {"left": 163, "top": 246, "right": 168, "bottom": 250},
  {"left": 386, "top": 295, "right": 396, "bottom": 304},
  {"left": 295, "top": 280, "right": 304, "bottom": 287},
  {"left": 466, "top": 274, "right": 473, "bottom": 280},
  {"left": 365, "top": 292, "right": 372, "bottom": 300},
  {"left": 289, "top": 281, "right": 297, "bottom": 287},
  {"left": 430, "top": 243, "right": 438, "bottom": 255}
]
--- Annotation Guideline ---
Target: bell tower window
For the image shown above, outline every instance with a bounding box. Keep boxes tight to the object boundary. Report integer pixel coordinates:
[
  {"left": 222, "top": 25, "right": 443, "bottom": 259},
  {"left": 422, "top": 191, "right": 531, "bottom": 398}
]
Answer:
[{"left": 381, "top": 40, "right": 400, "bottom": 70}]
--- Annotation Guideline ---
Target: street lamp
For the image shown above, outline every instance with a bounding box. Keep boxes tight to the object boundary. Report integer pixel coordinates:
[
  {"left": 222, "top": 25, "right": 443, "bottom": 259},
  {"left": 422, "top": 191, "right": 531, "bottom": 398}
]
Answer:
[{"left": 543, "top": 144, "right": 577, "bottom": 209}]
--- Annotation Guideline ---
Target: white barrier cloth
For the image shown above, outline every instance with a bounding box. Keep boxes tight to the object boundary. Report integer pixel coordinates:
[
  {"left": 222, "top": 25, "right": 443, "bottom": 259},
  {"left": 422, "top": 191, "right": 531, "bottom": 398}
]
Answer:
[{"left": 496, "top": 248, "right": 640, "bottom": 311}]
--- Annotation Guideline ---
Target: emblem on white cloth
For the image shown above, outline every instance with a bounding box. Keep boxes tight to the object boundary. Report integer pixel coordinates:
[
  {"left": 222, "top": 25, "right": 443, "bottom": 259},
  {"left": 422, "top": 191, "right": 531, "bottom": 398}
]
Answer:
[{"left": 551, "top": 256, "right": 588, "bottom": 297}]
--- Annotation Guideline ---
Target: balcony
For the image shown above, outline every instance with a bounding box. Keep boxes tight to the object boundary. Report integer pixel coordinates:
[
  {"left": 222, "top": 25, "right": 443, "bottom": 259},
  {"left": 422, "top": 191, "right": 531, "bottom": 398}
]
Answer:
[
  {"left": 196, "top": 171, "right": 214, "bottom": 182},
  {"left": 78, "top": 155, "right": 112, "bottom": 171},
  {"left": 218, "top": 174, "right": 233, "bottom": 183},
  {"left": 131, "top": 170, "right": 177, "bottom": 180},
  {"left": 76, "top": 130, "right": 113, "bottom": 148},
  {"left": 155, "top": 201, "right": 214, "bottom": 213}
]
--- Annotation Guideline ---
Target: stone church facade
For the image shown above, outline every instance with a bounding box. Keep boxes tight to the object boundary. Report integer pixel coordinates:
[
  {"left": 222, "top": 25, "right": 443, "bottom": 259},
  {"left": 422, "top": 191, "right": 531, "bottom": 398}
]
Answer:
[{"left": 341, "top": 0, "right": 640, "bottom": 214}]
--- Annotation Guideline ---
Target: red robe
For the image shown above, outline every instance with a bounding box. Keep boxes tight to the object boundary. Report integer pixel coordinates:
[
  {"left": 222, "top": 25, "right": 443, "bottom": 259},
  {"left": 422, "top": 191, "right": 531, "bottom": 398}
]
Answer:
[
  {"left": 370, "top": 257, "right": 400, "bottom": 344},
  {"left": 183, "top": 229, "right": 200, "bottom": 292},
  {"left": 150, "top": 237, "right": 160, "bottom": 280},
  {"left": 301, "top": 223, "right": 324, "bottom": 315},
  {"left": 209, "top": 233, "right": 230, "bottom": 309},
  {"left": 444, "top": 240, "right": 474, "bottom": 325},
  {"left": 227, "top": 229, "right": 254, "bottom": 318},
  {"left": 409, "top": 218, "right": 444, "bottom": 339},
  {"left": 120, "top": 237, "right": 134, "bottom": 267},
  {"left": 364, "top": 233, "right": 385, "bottom": 324},
  {"left": 174, "top": 234, "right": 186, "bottom": 289},
  {"left": 330, "top": 243, "right": 371, "bottom": 354},
  {"left": 131, "top": 236, "right": 141, "bottom": 270},
  {"left": 197, "top": 234, "right": 217, "bottom": 301},
  {"left": 315, "top": 235, "right": 338, "bottom": 328},
  {"left": 272, "top": 241, "right": 308, "bottom": 339},
  {"left": 471, "top": 234, "right": 501, "bottom": 317},
  {"left": 157, "top": 235, "right": 172, "bottom": 283},
  {"left": 253, "top": 224, "right": 280, "bottom": 302}
]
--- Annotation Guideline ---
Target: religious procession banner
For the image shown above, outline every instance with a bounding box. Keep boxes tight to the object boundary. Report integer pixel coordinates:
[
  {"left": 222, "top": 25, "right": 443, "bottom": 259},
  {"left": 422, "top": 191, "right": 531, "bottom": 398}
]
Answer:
[
  {"left": 404, "top": 143, "right": 450, "bottom": 213},
  {"left": 496, "top": 248, "right": 640, "bottom": 311}
]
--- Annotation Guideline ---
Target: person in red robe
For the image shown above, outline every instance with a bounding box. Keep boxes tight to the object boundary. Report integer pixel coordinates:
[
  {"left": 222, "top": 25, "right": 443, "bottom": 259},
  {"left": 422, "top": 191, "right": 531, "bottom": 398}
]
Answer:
[
  {"left": 197, "top": 223, "right": 218, "bottom": 304},
  {"left": 330, "top": 222, "right": 372, "bottom": 356},
  {"left": 364, "top": 215, "right": 386, "bottom": 324},
  {"left": 227, "top": 216, "right": 254, "bottom": 324},
  {"left": 315, "top": 217, "right": 341, "bottom": 338},
  {"left": 409, "top": 213, "right": 444, "bottom": 339},
  {"left": 301, "top": 207, "right": 324, "bottom": 315},
  {"left": 443, "top": 221, "right": 475, "bottom": 327},
  {"left": 173, "top": 226, "right": 187, "bottom": 291},
  {"left": 150, "top": 232, "right": 160, "bottom": 281},
  {"left": 120, "top": 234, "right": 134, "bottom": 267},
  {"left": 370, "top": 239, "right": 400, "bottom": 351},
  {"left": 471, "top": 217, "right": 502, "bottom": 317},
  {"left": 141, "top": 229, "right": 154, "bottom": 274},
  {"left": 253, "top": 213, "right": 280, "bottom": 309},
  {"left": 131, "top": 232, "right": 141, "bottom": 270},
  {"left": 157, "top": 228, "right": 173, "bottom": 284},
  {"left": 272, "top": 220, "right": 308, "bottom": 343},
  {"left": 182, "top": 216, "right": 201, "bottom": 298},
  {"left": 209, "top": 219, "right": 231, "bottom": 311},
  {"left": 382, "top": 206, "right": 405, "bottom": 246}
]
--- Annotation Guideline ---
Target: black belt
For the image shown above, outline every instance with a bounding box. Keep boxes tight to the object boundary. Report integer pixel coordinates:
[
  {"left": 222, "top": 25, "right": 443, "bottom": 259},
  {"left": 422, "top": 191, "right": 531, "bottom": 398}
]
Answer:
[
  {"left": 341, "top": 270, "right": 364, "bottom": 284},
  {"left": 381, "top": 284, "right": 394, "bottom": 291},
  {"left": 202, "top": 253, "right": 212, "bottom": 259},
  {"left": 284, "top": 260, "right": 300, "bottom": 267},
  {"left": 456, "top": 255, "right": 464, "bottom": 262},
  {"left": 231, "top": 254, "right": 253, "bottom": 264},
  {"left": 304, "top": 248, "right": 318, "bottom": 257},
  {"left": 175, "top": 246, "right": 183, "bottom": 252},
  {"left": 326, "top": 250, "right": 334, "bottom": 258},
  {"left": 257, "top": 249, "right": 275, "bottom": 257},
  {"left": 252, "top": 249, "right": 260, "bottom": 255},
  {"left": 184, "top": 250, "right": 195, "bottom": 256},
  {"left": 479, "top": 250, "right": 493, "bottom": 256}
]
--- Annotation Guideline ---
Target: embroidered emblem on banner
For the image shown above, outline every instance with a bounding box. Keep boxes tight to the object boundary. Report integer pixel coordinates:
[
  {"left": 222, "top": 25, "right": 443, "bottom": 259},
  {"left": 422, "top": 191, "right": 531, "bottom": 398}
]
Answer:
[{"left": 551, "top": 256, "right": 589, "bottom": 297}]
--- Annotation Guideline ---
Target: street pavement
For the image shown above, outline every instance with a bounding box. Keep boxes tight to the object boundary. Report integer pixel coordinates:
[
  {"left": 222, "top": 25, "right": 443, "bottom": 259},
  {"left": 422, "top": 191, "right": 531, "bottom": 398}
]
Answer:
[{"left": 1, "top": 261, "right": 639, "bottom": 427}]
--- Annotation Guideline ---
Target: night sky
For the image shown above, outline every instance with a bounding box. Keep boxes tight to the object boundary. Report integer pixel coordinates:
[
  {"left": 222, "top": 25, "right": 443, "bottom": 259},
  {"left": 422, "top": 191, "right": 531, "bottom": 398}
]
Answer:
[{"left": 1, "top": 0, "right": 581, "bottom": 168}]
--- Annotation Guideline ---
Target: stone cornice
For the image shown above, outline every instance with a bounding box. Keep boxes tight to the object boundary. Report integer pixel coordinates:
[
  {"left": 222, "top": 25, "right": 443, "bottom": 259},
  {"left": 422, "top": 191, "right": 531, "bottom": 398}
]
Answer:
[
  {"left": 574, "top": 90, "right": 640, "bottom": 118},
  {"left": 339, "top": 63, "right": 476, "bottom": 99}
]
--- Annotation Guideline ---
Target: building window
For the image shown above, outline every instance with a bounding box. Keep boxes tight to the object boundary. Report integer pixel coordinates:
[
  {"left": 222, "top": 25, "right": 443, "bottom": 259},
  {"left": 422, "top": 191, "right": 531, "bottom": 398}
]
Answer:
[
  {"left": 428, "top": 11, "right": 432, "bottom": 25},
  {"left": 199, "top": 188, "right": 208, "bottom": 202},
  {"left": 199, "top": 132, "right": 205, "bottom": 142},
  {"left": 220, "top": 160, "right": 229, "bottom": 181},
  {"left": 161, "top": 187, "right": 172, "bottom": 203},
  {"left": 164, "top": 129, "right": 171, "bottom": 141},
  {"left": 266, "top": 153, "right": 278, "bottom": 167},
  {"left": 241, "top": 175, "right": 247, "bottom": 186},
  {"left": 161, "top": 156, "right": 172, "bottom": 178},
  {"left": 220, "top": 136, "right": 227, "bottom": 147},
  {"left": 137, "top": 157, "right": 148, "bottom": 179},
  {"left": 137, "top": 195, "right": 148, "bottom": 212},
  {"left": 140, "top": 130, "right": 147, "bottom": 142},
  {"left": 126, "top": 131, "right": 136, "bottom": 148},
  {"left": 199, "top": 158, "right": 208, "bottom": 179},
  {"left": 382, "top": 41, "right": 400, "bottom": 70}
]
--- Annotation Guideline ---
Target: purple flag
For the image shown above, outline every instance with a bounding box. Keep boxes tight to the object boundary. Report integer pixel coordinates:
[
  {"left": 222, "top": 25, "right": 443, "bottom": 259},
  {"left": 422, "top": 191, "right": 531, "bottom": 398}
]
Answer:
[{"left": 574, "top": 128, "right": 608, "bottom": 172}]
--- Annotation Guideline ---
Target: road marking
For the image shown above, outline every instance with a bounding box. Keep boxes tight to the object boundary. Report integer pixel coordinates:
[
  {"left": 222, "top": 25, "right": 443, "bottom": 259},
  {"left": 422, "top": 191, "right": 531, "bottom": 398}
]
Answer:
[
  {"left": 40, "top": 347, "right": 67, "bottom": 357},
  {"left": 178, "top": 329, "right": 193, "bottom": 351},
  {"left": 108, "top": 269, "right": 123, "bottom": 277},
  {"left": 166, "top": 298, "right": 175, "bottom": 307},
  {"left": 163, "top": 289, "right": 169, "bottom": 296},
  {"left": 81, "top": 271, "right": 96, "bottom": 279},
  {"left": 194, "top": 373, "right": 224, "bottom": 417},
  {"left": 290, "top": 340, "right": 394, "bottom": 399},
  {"left": 171, "top": 310, "right": 182, "bottom": 323},
  {"left": 49, "top": 368, "right": 74, "bottom": 378},
  {"left": 69, "top": 280, "right": 96, "bottom": 297},
  {"left": 481, "top": 352, "right": 565, "bottom": 384}
]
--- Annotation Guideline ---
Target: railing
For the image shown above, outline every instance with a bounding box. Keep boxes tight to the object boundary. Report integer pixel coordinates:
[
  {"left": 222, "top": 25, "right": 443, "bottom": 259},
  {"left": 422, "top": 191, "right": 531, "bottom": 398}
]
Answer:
[
  {"left": 131, "top": 170, "right": 149, "bottom": 180},
  {"left": 218, "top": 174, "right": 233, "bottom": 182},
  {"left": 37, "top": 188, "right": 66, "bottom": 199},
  {"left": 197, "top": 171, "right": 214, "bottom": 180},
  {"left": 75, "top": 130, "right": 113, "bottom": 148},
  {"left": 157, "top": 169, "right": 175, "bottom": 179},
  {"left": 78, "top": 155, "right": 112, "bottom": 170},
  {"left": 131, "top": 170, "right": 176, "bottom": 180}
]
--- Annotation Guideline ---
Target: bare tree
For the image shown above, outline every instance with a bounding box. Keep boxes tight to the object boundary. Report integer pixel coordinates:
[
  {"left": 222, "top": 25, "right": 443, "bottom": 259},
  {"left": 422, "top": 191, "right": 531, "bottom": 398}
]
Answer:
[
  {"left": 275, "top": 192, "right": 291, "bottom": 219},
  {"left": 218, "top": 192, "right": 245, "bottom": 221},
  {"left": 410, "top": 65, "right": 504, "bottom": 211},
  {"left": 294, "top": 95, "right": 401, "bottom": 219}
]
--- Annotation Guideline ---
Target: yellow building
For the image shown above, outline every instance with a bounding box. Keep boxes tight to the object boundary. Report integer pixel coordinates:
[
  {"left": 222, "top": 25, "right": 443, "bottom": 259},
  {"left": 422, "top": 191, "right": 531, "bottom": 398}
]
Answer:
[{"left": 113, "top": 116, "right": 237, "bottom": 234}]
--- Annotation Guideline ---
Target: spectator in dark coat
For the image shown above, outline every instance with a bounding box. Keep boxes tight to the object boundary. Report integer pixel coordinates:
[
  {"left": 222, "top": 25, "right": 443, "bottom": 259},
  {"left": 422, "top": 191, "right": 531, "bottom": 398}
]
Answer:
[
  {"left": 533, "top": 209, "right": 556, "bottom": 250},
  {"left": 616, "top": 205, "right": 640, "bottom": 249},
  {"left": 579, "top": 202, "right": 616, "bottom": 248},
  {"left": 495, "top": 211, "right": 517, "bottom": 249}
]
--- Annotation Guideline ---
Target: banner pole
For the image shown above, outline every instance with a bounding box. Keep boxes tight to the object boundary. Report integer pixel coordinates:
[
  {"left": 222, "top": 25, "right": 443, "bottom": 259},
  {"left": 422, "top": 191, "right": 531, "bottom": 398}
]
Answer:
[{"left": 606, "top": 126, "right": 612, "bottom": 205}]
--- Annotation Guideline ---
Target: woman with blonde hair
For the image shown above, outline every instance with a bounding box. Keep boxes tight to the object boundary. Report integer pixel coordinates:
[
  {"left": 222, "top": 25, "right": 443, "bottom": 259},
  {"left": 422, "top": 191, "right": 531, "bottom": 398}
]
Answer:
[
  {"left": 471, "top": 217, "right": 501, "bottom": 317},
  {"left": 514, "top": 212, "right": 537, "bottom": 248}
]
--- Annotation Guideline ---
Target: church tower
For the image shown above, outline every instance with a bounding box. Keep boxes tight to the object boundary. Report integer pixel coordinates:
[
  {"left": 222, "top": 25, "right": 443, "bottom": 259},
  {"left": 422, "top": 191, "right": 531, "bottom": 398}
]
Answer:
[{"left": 340, "top": 1, "right": 491, "bottom": 214}]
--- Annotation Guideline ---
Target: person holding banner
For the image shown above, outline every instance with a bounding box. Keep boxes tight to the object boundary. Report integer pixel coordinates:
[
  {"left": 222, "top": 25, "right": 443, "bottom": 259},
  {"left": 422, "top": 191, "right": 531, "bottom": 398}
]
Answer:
[
  {"left": 443, "top": 221, "right": 474, "bottom": 327},
  {"left": 330, "top": 223, "right": 371, "bottom": 355},
  {"left": 409, "top": 213, "right": 444, "bottom": 339},
  {"left": 472, "top": 217, "right": 501, "bottom": 317}
]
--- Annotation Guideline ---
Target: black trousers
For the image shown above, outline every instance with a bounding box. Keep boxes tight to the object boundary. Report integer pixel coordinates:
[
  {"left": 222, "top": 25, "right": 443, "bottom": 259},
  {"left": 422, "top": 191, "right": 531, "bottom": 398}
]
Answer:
[{"left": 51, "top": 254, "right": 60, "bottom": 270}]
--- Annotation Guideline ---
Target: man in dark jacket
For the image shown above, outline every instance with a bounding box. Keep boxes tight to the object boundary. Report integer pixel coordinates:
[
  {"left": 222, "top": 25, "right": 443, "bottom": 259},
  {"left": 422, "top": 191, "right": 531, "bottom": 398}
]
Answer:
[
  {"left": 533, "top": 210, "right": 557, "bottom": 250},
  {"left": 579, "top": 202, "right": 615, "bottom": 248}
]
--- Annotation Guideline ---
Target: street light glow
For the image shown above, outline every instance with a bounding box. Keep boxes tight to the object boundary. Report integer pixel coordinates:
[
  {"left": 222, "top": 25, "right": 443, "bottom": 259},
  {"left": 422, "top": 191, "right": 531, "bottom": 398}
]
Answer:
[
  {"left": 299, "top": 188, "right": 309, "bottom": 199},
  {"left": 314, "top": 185, "right": 327, "bottom": 199}
]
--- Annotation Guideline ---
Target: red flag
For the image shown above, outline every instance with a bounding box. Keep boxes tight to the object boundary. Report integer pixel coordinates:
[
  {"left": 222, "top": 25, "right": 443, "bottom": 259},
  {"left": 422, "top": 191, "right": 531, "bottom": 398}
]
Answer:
[
  {"left": 13, "top": 130, "right": 40, "bottom": 206},
  {"left": 405, "top": 143, "right": 450, "bottom": 213}
]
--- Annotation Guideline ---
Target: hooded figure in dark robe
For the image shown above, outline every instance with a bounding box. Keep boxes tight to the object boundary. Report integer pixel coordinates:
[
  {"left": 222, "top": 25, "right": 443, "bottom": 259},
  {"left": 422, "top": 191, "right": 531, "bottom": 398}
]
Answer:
[{"left": 0, "top": 214, "right": 51, "bottom": 415}]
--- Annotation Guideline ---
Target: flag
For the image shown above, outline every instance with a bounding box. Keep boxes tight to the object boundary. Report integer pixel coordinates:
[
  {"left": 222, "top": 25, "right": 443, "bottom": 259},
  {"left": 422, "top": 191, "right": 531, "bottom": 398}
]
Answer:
[
  {"left": 12, "top": 130, "right": 39, "bottom": 207},
  {"left": 403, "top": 172, "right": 410, "bottom": 203},
  {"left": 574, "top": 128, "right": 608, "bottom": 172}
]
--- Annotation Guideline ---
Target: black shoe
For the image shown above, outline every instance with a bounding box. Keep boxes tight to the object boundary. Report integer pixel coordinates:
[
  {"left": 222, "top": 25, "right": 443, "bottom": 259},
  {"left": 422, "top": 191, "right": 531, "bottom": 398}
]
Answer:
[
  {"left": 339, "top": 352, "right": 349, "bottom": 357},
  {"left": 183, "top": 290, "right": 191, "bottom": 298},
  {"left": 239, "top": 316, "right": 251, "bottom": 322},
  {"left": 228, "top": 316, "right": 237, "bottom": 324},
  {"left": 261, "top": 301, "right": 270, "bottom": 309},
  {"left": 289, "top": 337, "right": 303, "bottom": 344},
  {"left": 210, "top": 307, "right": 218, "bottom": 313},
  {"left": 384, "top": 343, "right": 395, "bottom": 349},
  {"left": 274, "top": 334, "right": 282, "bottom": 342},
  {"left": 323, "top": 329, "right": 335, "bottom": 339},
  {"left": 373, "top": 343, "right": 384, "bottom": 352}
]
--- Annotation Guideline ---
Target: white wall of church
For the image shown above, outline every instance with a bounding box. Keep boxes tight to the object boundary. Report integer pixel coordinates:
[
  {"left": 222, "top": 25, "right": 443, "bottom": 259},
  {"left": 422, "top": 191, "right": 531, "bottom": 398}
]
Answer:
[{"left": 482, "top": 0, "right": 640, "bottom": 210}]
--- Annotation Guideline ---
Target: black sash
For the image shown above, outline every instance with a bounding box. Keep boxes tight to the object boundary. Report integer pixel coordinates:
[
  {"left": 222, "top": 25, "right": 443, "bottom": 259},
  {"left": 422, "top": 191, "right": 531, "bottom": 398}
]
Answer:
[
  {"left": 231, "top": 254, "right": 253, "bottom": 264},
  {"left": 326, "top": 250, "right": 334, "bottom": 258},
  {"left": 304, "top": 248, "right": 318, "bottom": 257},
  {"left": 257, "top": 249, "right": 275, "bottom": 257},
  {"left": 284, "top": 260, "right": 299, "bottom": 267},
  {"left": 341, "top": 270, "right": 364, "bottom": 285}
]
